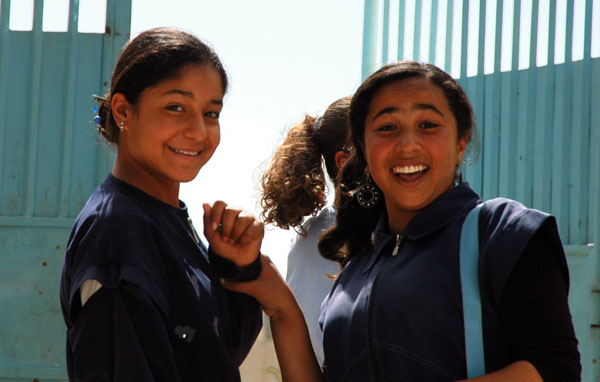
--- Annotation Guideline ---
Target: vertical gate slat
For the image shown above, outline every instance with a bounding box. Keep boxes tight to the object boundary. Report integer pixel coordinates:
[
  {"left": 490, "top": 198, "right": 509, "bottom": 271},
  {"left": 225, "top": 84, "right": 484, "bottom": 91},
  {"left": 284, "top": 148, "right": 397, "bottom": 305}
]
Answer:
[
  {"left": 413, "top": 0, "right": 422, "bottom": 61},
  {"left": 462, "top": 0, "right": 485, "bottom": 193},
  {"left": 58, "top": 0, "right": 81, "bottom": 218},
  {"left": 515, "top": 0, "right": 535, "bottom": 206},
  {"left": 397, "top": 0, "right": 406, "bottom": 60},
  {"left": 482, "top": 0, "right": 504, "bottom": 199},
  {"left": 24, "top": 0, "right": 45, "bottom": 217},
  {"left": 382, "top": 0, "right": 390, "bottom": 63},
  {"left": 459, "top": 0, "right": 468, "bottom": 79},
  {"left": 499, "top": 0, "right": 521, "bottom": 199},
  {"left": 361, "top": 0, "right": 379, "bottom": 80},
  {"left": 590, "top": 59, "right": 600, "bottom": 246},
  {"left": 444, "top": 0, "right": 453, "bottom": 72},
  {"left": 566, "top": 0, "right": 586, "bottom": 244},
  {"left": 0, "top": 0, "right": 10, "bottom": 203},
  {"left": 428, "top": 0, "right": 438, "bottom": 63}
]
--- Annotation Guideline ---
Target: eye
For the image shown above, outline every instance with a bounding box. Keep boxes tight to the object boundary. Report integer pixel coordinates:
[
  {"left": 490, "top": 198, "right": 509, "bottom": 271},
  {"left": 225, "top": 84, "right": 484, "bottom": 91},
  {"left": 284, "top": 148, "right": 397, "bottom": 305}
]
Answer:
[
  {"left": 166, "top": 104, "right": 184, "bottom": 112},
  {"left": 377, "top": 124, "right": 396, "bottom": 132},
  {"left": 419, "top": 121, "right": 438, "bottom": 129},
  {"left": 205, "top": 111, "right": 220, "bottom": 119}
]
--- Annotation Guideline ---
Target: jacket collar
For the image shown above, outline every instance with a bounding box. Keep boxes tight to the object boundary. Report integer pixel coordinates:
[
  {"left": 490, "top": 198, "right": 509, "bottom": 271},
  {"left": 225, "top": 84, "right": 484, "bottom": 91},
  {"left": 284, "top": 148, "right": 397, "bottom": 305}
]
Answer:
[{"left": 365, "top": 183, "right": 480, "bottom": 272}]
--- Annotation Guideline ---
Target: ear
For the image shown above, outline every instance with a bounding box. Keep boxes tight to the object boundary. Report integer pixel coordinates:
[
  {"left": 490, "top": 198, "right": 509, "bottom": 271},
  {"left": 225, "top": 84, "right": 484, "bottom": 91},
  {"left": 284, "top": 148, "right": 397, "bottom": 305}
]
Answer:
[
  {"left": 456, "top": 134, "right": 469, "bottom": 165},
  {"left": 110, "top": 93, "right": 131, "bottom": 126},
  {"left": 334, "top": 150, "right": 350, "bottom": 171}
]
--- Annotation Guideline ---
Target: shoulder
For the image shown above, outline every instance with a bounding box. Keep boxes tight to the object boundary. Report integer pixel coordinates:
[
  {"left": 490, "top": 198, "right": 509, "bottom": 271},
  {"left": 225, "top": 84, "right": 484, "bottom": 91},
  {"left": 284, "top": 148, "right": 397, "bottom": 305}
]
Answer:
[
  {"left": 480, "top": 198, "right": 550, "bottom": 236},
  {"left": 70, "top": 179, "right": 158, "bottom": 250},
  {"left": 479, "top": 198, "right": 565, "bottom": 306},
  {"left": 62, "top": 180, "right": 170, "bottom": 316},
  {"left": 302, "top": 205, "right": 336, "bottom": 233}
]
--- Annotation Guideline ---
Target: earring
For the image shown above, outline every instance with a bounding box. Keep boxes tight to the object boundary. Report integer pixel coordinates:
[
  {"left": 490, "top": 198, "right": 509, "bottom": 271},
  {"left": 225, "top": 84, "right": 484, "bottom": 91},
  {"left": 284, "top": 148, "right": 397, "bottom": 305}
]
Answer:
[
  {"left": 119, "top": 121, "right": 124, "bottom": 132},
  {"left": 454, "top": 166, "right": 463, "bottom": 185},
  {"left": 356, "top": 170, "right": 380, "bottom": 208}
]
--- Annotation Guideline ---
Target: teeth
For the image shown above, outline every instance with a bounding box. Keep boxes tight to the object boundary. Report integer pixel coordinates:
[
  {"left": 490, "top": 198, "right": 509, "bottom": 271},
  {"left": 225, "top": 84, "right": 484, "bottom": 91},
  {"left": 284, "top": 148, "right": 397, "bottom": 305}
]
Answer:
[
  {"left": 171, "top": 147, "right": 199, "bottom": 156},
  {"left": 393, "top": 164, "right": 427, "bottom": 174}
]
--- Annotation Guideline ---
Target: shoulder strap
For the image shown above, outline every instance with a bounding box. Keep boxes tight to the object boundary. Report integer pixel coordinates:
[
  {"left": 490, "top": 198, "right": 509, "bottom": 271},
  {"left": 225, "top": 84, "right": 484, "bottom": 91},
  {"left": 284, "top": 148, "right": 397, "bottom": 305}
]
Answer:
[{"left": 460, "top": 202, "right": 485, "bottom": 378}]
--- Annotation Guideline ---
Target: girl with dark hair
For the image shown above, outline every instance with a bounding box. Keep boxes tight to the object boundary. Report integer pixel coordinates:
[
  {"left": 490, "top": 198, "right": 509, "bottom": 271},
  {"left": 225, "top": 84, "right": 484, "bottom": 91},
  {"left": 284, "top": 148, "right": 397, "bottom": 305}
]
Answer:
[
  {"left": 59, "top": 28, "right": 263, "bottom": 382},
  {"left": 260, "top": 96, "right": 351, "bottom": 364},
  {"left": 225, "top": 61, "right": 581, "bottom": 382}
]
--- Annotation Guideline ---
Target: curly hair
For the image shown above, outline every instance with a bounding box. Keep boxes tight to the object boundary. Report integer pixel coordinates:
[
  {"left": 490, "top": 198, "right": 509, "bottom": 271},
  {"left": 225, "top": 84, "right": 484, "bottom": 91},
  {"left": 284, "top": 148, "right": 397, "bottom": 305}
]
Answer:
[
  {"left": 260, "top": 97, "right": 351, "bottom": 233},
  {"left": 319, "top": 61, "right": 478, "bottom": 265}
]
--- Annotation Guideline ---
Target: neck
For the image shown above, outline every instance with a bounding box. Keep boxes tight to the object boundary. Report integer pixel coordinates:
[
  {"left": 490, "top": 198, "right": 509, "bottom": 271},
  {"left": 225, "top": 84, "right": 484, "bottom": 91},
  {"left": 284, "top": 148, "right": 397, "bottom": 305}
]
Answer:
[
  {"left": 387, "top": 209, "right": 418, "bottom": 235},
  {"left": 112, "top": 157, "right": 180, "bottom": 208}
]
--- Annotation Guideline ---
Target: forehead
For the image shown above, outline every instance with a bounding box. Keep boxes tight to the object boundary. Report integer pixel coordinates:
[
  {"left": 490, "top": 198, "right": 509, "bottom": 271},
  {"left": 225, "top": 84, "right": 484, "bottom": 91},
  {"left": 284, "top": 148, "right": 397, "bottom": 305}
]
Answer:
[
  {"left": 369, "top": 77, "right": 449, "bottom": 110},
  {"left": 147, "top": 63, "right": 224, "bottom": 95}
]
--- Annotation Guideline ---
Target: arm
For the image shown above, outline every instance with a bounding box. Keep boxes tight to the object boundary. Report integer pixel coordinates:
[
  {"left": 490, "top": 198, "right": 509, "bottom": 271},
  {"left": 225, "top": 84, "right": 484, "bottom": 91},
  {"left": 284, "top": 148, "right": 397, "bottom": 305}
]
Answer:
[
  {"left": 223, "top": 256, "right": 325, "bottom": 382},
  {"left": 460, "top": 223, "right": 581, "bottom": 382},
  {"left": 202, "top": 201, "right": 324, "bottom": 381},
  {"left": 68, "top": 283, "right": 180, "bottom": 382}
]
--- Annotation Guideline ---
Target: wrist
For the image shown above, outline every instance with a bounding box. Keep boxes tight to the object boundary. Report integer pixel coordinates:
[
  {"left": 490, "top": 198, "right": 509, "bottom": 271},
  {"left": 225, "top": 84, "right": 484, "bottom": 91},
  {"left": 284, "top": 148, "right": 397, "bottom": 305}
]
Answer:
[{"left": 208, "top": 248, "right": 262, "bottom": 282}]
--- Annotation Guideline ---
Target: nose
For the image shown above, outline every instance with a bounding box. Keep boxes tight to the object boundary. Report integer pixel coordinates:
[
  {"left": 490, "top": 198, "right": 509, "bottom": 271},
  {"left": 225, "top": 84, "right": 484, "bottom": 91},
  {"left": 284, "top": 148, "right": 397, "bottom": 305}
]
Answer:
[
  {"left": 394, "top": 129, "right": 421, "bottom": 152},
  {"left": 184, "top": 114, "right": 208, "bottom": 141}
]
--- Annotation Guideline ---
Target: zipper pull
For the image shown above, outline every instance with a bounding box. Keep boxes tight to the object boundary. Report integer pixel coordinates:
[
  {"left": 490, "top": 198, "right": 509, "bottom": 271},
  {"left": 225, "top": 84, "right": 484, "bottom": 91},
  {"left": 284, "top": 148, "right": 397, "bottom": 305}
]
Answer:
[
  {"left": 187, "top": 217, "right": 201, "bottom": 244},
  {"left": 392, "top": 234, "right": 402, "bottom": 256}
]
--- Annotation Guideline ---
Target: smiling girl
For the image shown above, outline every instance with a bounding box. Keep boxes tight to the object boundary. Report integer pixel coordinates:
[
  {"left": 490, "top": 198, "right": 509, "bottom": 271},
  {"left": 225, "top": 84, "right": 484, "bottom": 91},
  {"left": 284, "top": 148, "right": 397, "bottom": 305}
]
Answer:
[
  {"left": 225, "top": 61, "right": 581, "bottom": 382},
  {"left": 60, "top": 28, "right": 263, "bottom": 382}
]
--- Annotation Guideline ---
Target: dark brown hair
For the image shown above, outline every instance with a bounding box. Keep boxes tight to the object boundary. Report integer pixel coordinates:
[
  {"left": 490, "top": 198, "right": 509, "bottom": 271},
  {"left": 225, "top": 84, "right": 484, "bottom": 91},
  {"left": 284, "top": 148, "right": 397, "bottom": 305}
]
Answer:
[
  {"left": 260, "top": 96, "right": 351, "bottom": 232},
  {"left": 319, "top": 61, "right": 477, "bottom": 264},
  {"left": 96, "top": 27, "right": 228, "bottom": 144}
]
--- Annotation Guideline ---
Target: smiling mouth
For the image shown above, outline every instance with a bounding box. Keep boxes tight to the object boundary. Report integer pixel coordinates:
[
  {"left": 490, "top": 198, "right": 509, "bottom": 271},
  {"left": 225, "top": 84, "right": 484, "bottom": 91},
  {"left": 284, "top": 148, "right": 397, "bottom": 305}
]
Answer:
[
  {"left": 391, "top": 164, "right": 428, "bottom": 181},
  {"left": 169, "top": 146, "right": 200, "bottom": 156}
]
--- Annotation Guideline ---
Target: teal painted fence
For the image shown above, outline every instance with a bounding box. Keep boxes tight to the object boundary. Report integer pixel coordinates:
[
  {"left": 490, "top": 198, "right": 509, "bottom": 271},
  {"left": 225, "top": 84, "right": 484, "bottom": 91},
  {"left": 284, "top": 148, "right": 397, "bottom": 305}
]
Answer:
[
  {"left": 0, "top": 0, "right": 130, "bottom": 380},
  {"left": 361, "top": 0, "right": 599, "bottom": 380}
]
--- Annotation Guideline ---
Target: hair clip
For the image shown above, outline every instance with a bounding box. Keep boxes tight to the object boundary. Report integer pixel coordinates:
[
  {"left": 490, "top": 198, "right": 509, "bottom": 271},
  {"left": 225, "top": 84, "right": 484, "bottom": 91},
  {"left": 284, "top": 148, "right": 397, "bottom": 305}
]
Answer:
[{"left": 93, "top": 94, "right": 108, "bottom": 103}]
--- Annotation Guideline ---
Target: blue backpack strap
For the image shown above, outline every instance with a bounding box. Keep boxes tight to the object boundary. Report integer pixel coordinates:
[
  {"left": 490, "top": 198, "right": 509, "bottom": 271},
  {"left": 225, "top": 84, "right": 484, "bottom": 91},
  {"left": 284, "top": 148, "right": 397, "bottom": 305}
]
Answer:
[{"left": 460, "top": 202, "right": 486, "bottom": 378}]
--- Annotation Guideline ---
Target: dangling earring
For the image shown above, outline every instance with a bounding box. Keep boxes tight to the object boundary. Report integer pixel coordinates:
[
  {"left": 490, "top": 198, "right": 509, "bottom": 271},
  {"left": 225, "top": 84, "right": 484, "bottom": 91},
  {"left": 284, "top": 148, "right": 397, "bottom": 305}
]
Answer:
[
  {"left": 119, "top": 121, "right": 124, "bottom": 132},
  {"left": 356, "top": 169, "right": 380, "bottom": 208},
  {"left": 454, "top": 166, "right": 463, "bottom": 185}
]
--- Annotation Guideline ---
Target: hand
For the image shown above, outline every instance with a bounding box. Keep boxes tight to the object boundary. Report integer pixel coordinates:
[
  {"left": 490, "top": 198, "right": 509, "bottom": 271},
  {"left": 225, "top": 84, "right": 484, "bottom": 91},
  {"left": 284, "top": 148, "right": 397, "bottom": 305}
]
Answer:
[
  {"left": 222, "top": 255, "right": 297, "bottom": 320},
  {"left": 203, "top": 201, "right": 264, "bottom": 267}
]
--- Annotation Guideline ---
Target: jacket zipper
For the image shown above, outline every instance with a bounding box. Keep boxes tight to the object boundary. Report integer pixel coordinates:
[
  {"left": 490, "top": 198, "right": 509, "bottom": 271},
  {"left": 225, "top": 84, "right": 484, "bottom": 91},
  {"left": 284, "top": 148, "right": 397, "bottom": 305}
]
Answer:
[
  {"left": 366, "top": 234, "right": 403, "bottom": 378},
  {"left": 392, "top": 234, "right": 403, "bottom": 256},
  {"left": 187, "top": 217, "right": 201, "bottom": 244}
]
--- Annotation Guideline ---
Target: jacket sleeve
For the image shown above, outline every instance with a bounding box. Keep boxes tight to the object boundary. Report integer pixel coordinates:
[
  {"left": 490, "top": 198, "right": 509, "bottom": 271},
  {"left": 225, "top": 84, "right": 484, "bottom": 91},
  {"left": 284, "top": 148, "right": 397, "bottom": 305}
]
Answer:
[
  {"left": 499, "top": 220, "right": 581, "bottom": 382},
  {"left": 225, "top": 289, "right": 263, "bottom": 365},
  {"left": 67, "top": 283, "right": 181, "bottom": 382}
]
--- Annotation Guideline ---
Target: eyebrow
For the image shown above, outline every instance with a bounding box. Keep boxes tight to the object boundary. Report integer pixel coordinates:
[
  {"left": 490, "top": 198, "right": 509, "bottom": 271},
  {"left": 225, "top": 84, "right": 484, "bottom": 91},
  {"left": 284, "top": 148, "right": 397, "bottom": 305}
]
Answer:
[
  {"left": 161, "top": 89, "right": 223, "bottom": 105},
  {"left": 371, "top": 103, "right": 444, "bottom": 121}
]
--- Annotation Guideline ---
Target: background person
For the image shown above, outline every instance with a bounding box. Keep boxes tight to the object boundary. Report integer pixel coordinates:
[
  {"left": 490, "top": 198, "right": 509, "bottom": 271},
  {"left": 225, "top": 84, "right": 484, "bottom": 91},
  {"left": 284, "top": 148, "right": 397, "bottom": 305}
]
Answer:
[{"left": 260, "top": 96, "right": 351, "bottom": 364}]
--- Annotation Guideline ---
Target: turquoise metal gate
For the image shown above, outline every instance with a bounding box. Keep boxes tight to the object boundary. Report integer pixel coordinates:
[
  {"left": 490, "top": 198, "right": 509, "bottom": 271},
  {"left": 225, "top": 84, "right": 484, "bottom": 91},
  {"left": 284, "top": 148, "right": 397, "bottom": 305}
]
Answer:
[
  {"left": 0, "top": 0, "right": 130, "bottom": 380},
  {"left": 361, "top": 0, "right": 599, "bottom": 380}
]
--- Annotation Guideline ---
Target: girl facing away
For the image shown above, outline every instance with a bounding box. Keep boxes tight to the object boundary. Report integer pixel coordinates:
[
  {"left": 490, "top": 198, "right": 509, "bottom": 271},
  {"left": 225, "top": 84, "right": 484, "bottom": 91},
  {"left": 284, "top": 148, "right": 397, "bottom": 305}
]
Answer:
[
  {"left": 60, "top": 28, "right": 264, "bottom": 382},
  {"left": 225, "top": 61, "right": 581, "bottom": 382},
  {"left": 260, "top": 96, "right": 351, "bottom": 364}
]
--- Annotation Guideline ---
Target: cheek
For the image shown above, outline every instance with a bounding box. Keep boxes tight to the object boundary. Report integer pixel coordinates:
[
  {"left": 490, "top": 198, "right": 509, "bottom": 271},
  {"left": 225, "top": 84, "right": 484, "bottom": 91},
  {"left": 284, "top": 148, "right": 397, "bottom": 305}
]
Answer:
[{"left": 209, "top": 127, "right": 221, "bottom": 149}]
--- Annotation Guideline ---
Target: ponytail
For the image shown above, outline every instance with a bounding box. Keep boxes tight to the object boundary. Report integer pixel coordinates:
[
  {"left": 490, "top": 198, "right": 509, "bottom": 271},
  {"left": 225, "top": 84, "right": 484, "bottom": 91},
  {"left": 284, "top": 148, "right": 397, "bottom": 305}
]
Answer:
[{"left": 260, "top": 115, "right": 327, "bottom": 233}]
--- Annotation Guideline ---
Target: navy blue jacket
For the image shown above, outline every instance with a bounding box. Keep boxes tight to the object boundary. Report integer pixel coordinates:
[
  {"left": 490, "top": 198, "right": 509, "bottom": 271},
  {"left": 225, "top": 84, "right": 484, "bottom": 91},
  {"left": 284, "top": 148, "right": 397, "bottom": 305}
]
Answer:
[
  {"left": 320, "top": 183, "right": 578, "bottom": 381},
  {"left": 60, "top": 174, "right": 262, "bottom": 382}
]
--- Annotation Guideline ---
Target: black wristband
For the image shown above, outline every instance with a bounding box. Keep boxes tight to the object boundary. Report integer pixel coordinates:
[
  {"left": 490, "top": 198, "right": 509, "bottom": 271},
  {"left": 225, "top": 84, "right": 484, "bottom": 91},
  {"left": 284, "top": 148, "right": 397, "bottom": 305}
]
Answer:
[{"left": 207, "top": 248, "right": 262, "bottom": 282}]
